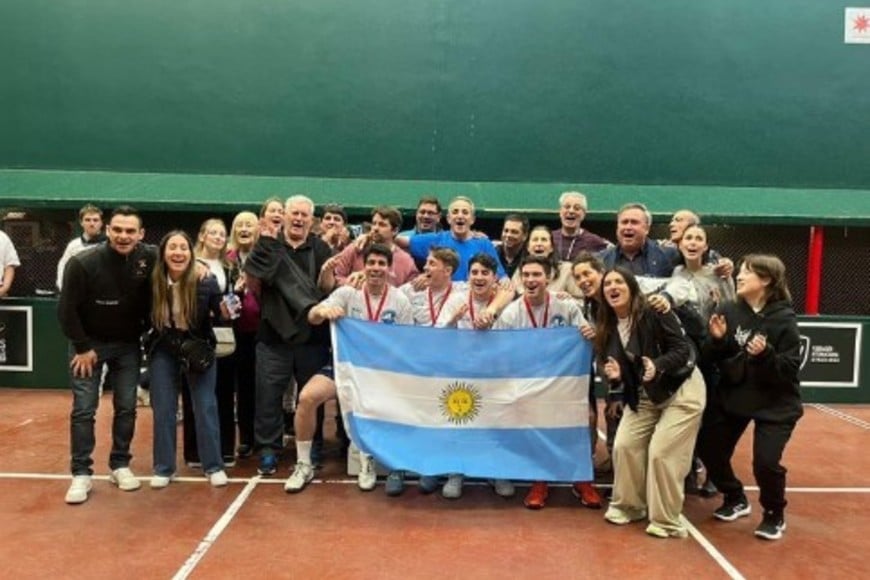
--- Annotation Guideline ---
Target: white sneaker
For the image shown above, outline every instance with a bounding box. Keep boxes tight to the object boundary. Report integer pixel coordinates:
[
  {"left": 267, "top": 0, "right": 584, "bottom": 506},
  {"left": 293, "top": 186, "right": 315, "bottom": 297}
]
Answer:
[
  {"left": 357, "top": 453, "right": 377, "bottom": 491},
  {"left": 284, "top": 462, "right": 315, "bottom": 493},
  {"left": 491, "top": 479, "right": 515, "bottom": 498},
  {"left": 109, "top": 467, "right": 142, "bottom": 491},
  {"left": 442, "top": 474, "right": 464, "bottom": 499},
  {"left": 65, "top": 475, "right": 92, "bottom": 504},
  {"left": 209, "top": 470, "right": 229, "bottom": 487},
  {"left": 150, "top": 474, "right": 175, "bottom": 489},
  {"left": 136, "top": 386, "right": 150, "bottom": 407}
]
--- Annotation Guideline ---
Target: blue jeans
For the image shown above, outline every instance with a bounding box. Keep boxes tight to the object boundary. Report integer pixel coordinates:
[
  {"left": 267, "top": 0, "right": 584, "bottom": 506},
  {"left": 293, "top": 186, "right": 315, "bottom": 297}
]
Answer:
[
  {"left": 150, "top": 344, "right": 223, "bottom": 477},
  {"left": 69, "top": 341, "right": 140, "bottom": 476}
]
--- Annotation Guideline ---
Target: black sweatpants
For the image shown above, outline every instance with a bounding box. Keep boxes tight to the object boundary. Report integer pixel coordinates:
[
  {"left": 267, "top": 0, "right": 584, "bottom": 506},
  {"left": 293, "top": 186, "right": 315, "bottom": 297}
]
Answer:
[{"left": 699, "top": 405, "right": 799, "bottom": 516}]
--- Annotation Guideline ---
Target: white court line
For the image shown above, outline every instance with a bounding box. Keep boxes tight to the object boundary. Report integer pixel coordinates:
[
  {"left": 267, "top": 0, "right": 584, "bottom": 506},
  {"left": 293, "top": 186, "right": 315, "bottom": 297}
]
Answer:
[
  {"left": 172, "top": 477, "right": 260, "bottom": 580},
  {"left": 680, "top": 515, "right": 746, "bottom": 580},
  {"left": 1, "top": 472, "right": 867, "bottom": 492},
  {"left": 809, "top": 404, "right": 870, "bottom": 430}
]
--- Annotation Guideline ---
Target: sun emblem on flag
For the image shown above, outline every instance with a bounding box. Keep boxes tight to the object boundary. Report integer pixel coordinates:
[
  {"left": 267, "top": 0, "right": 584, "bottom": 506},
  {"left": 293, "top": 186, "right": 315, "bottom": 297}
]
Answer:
[{"left": 439, "top": 381, "right": 481, "bottom": 425}]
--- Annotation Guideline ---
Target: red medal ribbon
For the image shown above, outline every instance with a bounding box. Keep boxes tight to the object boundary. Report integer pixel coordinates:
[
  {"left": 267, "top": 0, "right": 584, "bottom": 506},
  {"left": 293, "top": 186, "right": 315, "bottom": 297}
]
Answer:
[
  {"left": 428, "top": 285, "right": 452, "bottom": 325},
  {"left": 364, "top": 286, "right": 389, "bottom": 322},
  {"left": 523, "top": 293, "right": 550, "bottom": 328}
]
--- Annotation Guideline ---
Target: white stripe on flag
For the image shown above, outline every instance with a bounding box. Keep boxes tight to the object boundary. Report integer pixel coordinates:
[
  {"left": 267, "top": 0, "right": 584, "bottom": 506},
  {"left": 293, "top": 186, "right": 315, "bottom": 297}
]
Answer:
[{"left": 335, "top": 362, "right": 589, "bottom": 429}]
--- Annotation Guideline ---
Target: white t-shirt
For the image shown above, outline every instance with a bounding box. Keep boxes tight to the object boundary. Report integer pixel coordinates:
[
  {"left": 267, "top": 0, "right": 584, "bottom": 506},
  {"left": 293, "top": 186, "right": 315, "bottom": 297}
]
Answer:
[
  {"left": 400, "top": 281, "right": 466, "bottom": 326},
  {"left": 495, "top": 291, "right": 587, "bottom": 330},
  {"left": 0, "top": 231, "right": 21, "bottom": 286},
  {"left": 200, "top": 257, "right": 227, "bottom": 293},
  {"left": 320, "top": 285, "right": 413, "bottom": 325}
]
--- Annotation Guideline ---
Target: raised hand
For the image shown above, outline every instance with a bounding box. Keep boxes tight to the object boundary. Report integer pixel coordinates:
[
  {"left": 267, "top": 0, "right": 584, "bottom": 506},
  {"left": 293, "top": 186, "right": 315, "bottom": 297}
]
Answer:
[{"left": 709, "top": 313, "right": 727, "bottom": 339}]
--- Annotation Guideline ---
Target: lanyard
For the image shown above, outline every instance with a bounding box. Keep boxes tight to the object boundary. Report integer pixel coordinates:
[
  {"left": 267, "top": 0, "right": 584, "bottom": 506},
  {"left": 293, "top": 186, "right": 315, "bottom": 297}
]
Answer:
[
  {"left": 364, "top": 287, "right": 389, "bottom": 322},
  {"left": 468, "top": 292, "right": 494, "bottom": 325},
  {"left": 428, "top": 285, "right": 452, "bottom": 325},
  {"left": 523, "top": 294, "right": 550, "bottom": 328},
  {"left": 559, "top": 233, "right": 578, "bottom": 262}
]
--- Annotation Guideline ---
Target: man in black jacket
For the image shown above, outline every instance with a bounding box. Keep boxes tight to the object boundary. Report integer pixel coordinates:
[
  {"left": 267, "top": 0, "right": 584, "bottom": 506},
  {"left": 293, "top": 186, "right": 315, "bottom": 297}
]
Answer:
[
  {"left": 244, "top": 195, "right": 333, "bottom": 477},
  {"left": 58, "top": 206, "right": 155, "bottom": 504}
]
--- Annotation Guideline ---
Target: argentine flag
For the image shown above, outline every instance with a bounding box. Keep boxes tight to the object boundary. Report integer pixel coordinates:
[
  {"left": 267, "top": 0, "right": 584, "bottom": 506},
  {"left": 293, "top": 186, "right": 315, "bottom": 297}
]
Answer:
[{"left": 333, "top": 318, "right": 593, "bottom": 482}]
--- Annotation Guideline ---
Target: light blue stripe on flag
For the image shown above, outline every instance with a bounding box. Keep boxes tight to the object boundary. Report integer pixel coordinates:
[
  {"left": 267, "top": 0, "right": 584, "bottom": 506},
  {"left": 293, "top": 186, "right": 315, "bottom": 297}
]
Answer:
[
  {"left": 349, "top": 417, "right": 593, "bottom": 481},
  {"left": 335, "top": 317, "right": 589, "bottom": 379},
  {"left": 333, "top": 319, "right": 594, "bottom": 482}
]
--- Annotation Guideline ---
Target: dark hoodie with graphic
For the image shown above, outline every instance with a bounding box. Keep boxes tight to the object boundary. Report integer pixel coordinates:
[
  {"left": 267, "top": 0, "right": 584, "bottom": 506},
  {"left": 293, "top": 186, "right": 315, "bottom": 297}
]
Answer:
[{"left": 702, "top": 299, "right": 803, "bottom": 422}]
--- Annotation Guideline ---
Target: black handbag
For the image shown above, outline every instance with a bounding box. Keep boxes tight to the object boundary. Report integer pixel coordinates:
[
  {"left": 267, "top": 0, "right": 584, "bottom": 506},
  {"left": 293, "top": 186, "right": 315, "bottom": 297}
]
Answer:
[
  {"left": 179, "top": 336, "right": 215, "bottom": 373},
  {"left": 167, "top": 288, "right": 215, "bottom": 373}
]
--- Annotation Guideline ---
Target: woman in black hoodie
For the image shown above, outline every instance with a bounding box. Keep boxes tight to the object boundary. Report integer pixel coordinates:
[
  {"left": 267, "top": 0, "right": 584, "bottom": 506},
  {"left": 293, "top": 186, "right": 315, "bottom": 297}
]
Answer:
[{"left": 700, "top": 254, "right": 803, "bottom": 541}]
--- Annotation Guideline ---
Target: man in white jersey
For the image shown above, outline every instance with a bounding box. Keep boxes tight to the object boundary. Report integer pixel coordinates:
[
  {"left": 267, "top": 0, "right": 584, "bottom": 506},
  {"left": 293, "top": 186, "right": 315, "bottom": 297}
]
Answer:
[
  {"left": 434, "top": 253, "right": 516, "bottom": 499},
  {"left": 401, "top": 247, "right": 462, "bottom": 327},
  {"left": 495, "top": 255, "right": 603, "bottom": 511},
  {"left": 372, "top": 247, "right": 463, "bottom": 496},
  {"left": 284, "top": 244, "right": 412, "bottom": 494}
]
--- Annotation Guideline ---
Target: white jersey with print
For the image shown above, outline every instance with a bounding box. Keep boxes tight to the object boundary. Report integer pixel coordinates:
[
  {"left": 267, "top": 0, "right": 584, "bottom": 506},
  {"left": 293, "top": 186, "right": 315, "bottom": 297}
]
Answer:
[
  {"left": 494, "top": 291, "right": 587, "bottom": 330},
  {"left": 400, "top": 281, "right": 466, "bottom": 326},
  {"left": 436, "top": 290, "right": 496, "bottom": 330},
  {"left": 319, "top": 285, "right": 413, "bottom": 325}
]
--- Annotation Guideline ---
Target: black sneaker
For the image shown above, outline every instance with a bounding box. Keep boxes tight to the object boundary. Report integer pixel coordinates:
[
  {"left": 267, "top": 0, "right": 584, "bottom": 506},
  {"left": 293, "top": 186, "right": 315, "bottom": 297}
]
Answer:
[
  {"left": 754, "top": 511, "right": 786, "bottom": 540},
  {"left": 713, "top": 496, "right": 752, "bottom": 521}
]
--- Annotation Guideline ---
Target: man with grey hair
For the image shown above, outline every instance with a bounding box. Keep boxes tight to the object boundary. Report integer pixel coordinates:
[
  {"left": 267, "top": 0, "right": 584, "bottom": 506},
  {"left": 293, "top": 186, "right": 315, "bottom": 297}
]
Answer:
[
  {"left": 244, "top": 194, "right": 333, "bottom": 477},
  {"left": 663, "top": 209, "right": 700, "bottom": 248},
  {"left": 599, "top": 202, "right": 678, "bottom": 278},
  {"left": 551, "top": 191, "right": 609, "bottom": 262}
]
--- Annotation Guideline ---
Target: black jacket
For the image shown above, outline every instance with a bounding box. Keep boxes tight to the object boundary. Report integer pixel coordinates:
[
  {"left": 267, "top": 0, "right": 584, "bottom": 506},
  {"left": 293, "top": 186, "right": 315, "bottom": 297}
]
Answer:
[
  {"left": 701, "top": 299, "right": 803, "bottom": 422},
  {"left": 601, "top": 307, "right": 695, "bottom": 411},
  {"left": 244, "top": 234, "right": 330, "bottom": 346},
  {"left": 57, "top": 242, "right": 156, "bottom": 353}
]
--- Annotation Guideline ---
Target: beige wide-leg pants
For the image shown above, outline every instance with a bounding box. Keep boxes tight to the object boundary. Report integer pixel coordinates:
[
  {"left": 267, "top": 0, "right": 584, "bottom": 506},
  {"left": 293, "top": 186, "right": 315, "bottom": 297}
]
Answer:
[{"left": 610, "top": 368, "right": 706, "bottom": 533}]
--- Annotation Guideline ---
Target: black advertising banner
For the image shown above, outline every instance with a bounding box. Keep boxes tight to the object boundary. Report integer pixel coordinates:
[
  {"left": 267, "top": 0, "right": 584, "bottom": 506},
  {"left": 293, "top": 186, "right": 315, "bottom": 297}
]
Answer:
[
  {"left": 0, "top": 306, "right": 32, "bottom": 371},
  {"left": 798, "top": 322, "right": 862, "bottom": 388}
]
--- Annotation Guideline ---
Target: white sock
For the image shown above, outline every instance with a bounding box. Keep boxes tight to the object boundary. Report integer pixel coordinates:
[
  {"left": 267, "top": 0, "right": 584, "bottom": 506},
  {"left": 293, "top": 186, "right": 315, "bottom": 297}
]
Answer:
[{"left": 296, "top": 440, "right": 313, "bottom": 465}]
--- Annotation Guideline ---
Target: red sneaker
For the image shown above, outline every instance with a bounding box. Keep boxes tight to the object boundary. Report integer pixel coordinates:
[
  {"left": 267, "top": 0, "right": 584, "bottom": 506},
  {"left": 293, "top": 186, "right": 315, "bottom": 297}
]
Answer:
[
  {"left": 524, "top": 481, "right": 549, "bottom": 510},
  {"left": 572, "top": 481, "right": 602, "bottom": 509}
]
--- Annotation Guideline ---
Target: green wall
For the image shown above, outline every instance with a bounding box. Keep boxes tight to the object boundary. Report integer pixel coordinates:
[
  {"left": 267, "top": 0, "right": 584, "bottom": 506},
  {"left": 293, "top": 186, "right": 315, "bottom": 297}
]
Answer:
[{"left": 2, "top": 1, "right": 869, "bottom": 190}]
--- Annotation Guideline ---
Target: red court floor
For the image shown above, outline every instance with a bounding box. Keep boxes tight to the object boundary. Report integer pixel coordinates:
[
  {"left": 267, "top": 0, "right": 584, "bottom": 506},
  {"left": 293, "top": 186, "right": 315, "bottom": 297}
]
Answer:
[{"left": 0, "top": 389, "right": 867, "bottom": 579}]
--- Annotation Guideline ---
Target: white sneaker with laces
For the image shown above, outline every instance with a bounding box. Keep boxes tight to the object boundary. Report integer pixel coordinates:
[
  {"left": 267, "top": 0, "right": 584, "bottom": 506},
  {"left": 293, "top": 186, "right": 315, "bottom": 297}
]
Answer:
[
  {"left": 109, "top": 467, "right": 142, "bottom": 491},
  {"left": 357, "top": 452, "right": 377, "bottom": 491},
  {"left": 209, "top": 470, "right": 229, "bottom": 487},
  {"left": 284, "top": 462, "right": 315, "bottom": 493},
  {"left": 150, "top": 474, "right": 175, "bottom": 489},
  {"left": 65, "top": 475, "right": 92, "bottom": 504}
]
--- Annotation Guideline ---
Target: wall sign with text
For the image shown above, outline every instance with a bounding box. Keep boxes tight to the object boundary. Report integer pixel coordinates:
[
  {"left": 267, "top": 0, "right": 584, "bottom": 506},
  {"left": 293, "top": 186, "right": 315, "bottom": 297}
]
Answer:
[
  {"left": 0, "top": 305, "right": 33, "bottom": 372},
  {"left": 798, "top": 322, "right": 862, "bottom": 388}
]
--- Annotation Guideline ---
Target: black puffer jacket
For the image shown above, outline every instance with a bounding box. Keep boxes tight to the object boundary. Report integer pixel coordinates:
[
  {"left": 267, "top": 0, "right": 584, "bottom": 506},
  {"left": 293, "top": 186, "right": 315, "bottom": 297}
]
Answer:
[{"left": 702, "top": 299, "right": 803, "bottom": 422}]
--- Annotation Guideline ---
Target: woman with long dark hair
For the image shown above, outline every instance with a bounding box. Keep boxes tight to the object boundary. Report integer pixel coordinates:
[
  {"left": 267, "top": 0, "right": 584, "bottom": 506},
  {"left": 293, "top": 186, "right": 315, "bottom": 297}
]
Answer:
[
  {"left": 699, "top": 254, "right": 802, "bottom": 540},
  {"left": 148, "top": 230, "right": 230, "bottom": 488},
  {"left": 596, "top": 267, "right": 705, "bottom": 538}
]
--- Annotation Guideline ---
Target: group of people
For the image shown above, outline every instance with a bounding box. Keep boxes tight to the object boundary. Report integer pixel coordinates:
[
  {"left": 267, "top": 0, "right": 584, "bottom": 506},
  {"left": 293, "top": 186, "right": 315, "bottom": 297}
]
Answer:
[{"left": 55, "top": 191, "right": 803, "bottom": 542}]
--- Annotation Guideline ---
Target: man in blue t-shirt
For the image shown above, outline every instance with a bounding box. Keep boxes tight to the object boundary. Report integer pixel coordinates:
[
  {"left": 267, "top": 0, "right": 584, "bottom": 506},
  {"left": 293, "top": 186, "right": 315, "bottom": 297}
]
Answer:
[{"left": 397, "top": 196, "right": 506, "bottom": 282}]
